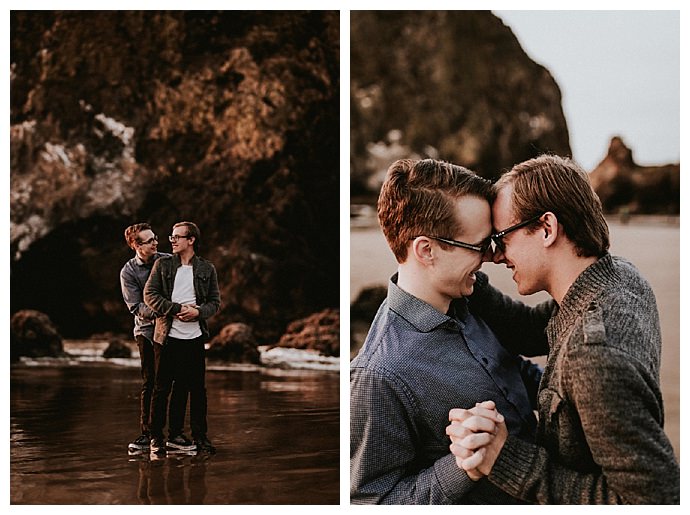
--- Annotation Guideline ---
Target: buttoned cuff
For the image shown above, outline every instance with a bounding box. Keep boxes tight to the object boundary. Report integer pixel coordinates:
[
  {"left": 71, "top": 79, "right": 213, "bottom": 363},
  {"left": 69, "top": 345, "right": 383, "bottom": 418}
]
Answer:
[{"left": 434, "top": 453, "right": 476, "bottom": 502}]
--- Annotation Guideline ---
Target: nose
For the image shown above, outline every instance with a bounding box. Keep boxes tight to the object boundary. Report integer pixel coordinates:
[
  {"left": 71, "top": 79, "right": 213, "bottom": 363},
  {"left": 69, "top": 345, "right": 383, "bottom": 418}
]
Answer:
[
  {"left": 492, "top": 244, "right": 506, "bottom": 264},
  {"left": 482, "top": 245, "right": 494, "bottom": 263}
]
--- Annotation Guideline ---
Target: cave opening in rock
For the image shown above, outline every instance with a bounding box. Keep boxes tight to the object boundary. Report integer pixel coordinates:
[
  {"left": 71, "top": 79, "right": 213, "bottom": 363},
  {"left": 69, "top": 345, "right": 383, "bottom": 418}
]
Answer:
[{"left": 11, "top": 216, "right": 133, "bottom": 339}]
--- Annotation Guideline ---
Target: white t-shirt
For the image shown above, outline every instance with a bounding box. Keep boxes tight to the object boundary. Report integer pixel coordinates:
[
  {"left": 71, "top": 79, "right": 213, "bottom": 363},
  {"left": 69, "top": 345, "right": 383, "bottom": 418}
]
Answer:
[{"left": 169, "top": 264, "right": 202, "bottom": 339}]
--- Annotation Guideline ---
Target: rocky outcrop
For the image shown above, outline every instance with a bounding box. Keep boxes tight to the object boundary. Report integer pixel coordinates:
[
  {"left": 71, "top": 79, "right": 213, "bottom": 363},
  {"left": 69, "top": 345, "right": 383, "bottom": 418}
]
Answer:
[
  {"left": 350, "top": 11, "right": 571, "bottom": 197},
  {"left": 10, "top": 309, "right": 64, "bottom": 360},
  {"left": 10, "top": 12, "right": 339, "bottom": 343},
  {"left": 589, "top": 137, "right": 680, "bottom": 214},
  {"left": 102, "top": 338, "right": 132, "bottom": 359},
  {"left": 273, "top": 308, "right": 339, "bottom": 357},
  {"left": 206, "top": 323, "right": 261, "bottom": 364}
]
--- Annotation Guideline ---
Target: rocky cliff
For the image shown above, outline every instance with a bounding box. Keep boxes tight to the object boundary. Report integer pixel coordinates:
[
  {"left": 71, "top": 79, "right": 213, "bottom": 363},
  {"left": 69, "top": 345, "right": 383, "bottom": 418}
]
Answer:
[
  {"left": 350, "top": 11, "right": 571, "bottom": 197},
  {"left": 589, "top": 137, "right": 680, "bottom": 215},
  {"left": 10, "top": 11, "right": 340, "bottom": 343}
]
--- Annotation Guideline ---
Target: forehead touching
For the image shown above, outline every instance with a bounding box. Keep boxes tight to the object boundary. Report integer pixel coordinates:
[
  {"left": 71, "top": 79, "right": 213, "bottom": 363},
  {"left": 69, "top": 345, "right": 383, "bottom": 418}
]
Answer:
[
  {"left": 492, "top": 185, "right": 516, "bottom": 226},
  {"left": 452, "top": 195, "right": 492, "bottom": 239}
]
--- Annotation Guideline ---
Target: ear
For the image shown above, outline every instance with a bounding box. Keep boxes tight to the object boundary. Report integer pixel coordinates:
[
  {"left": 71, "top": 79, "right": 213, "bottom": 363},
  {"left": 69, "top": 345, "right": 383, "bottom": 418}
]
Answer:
[
  {"left": 410, "top": 236, "right": 434, "bottom": 266},
  {"left": 541, "top": 212, "right": 559, "bottom": 248}
]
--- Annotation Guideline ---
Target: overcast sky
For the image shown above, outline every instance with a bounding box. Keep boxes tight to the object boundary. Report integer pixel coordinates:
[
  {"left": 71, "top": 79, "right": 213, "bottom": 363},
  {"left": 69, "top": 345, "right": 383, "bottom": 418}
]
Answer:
[{"left": 493, "top": 10, "right": 680, "bottom": 171}]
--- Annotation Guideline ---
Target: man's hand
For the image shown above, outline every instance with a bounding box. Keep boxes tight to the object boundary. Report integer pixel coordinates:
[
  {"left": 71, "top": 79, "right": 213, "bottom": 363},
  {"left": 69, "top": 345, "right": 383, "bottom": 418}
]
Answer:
[
  {"left": 446, "top": 401, "right": 507, "bottom": 480},
  {"left": 177, "top": 304, "right": 200, "bottom": 322}
]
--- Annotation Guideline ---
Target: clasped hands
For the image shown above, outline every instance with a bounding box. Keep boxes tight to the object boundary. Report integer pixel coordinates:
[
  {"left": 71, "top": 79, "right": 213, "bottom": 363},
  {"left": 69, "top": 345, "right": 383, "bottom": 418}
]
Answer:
[
  {"left": 176, "top": 304, "right": 200, "bottom": 322},
  {"left": 446, "top": 400, "right": 508, "bottom": 481}
]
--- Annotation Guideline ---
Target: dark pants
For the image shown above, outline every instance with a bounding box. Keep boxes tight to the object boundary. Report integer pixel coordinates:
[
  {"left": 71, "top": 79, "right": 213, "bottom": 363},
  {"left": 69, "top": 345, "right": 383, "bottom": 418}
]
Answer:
[
  {"left": 136, "top": 335, "right": 187, "bottom": 436},
  {"left": 149, "top": 335, "right": 208, "bottom": 440}
]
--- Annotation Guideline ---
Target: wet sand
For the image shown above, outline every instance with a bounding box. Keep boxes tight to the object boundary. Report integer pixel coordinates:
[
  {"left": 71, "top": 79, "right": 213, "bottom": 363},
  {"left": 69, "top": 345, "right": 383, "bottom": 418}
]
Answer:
[
  {"left": 10, "top": 363, "right": 339, "bottom": 504},
  {"left": 350, "top": 217, "right": 680, "bottom": 460}
]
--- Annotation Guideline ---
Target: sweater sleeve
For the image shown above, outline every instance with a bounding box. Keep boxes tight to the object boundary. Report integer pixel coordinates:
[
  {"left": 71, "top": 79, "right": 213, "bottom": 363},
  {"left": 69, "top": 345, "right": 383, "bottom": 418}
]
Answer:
[
  {"left": 488, "top": 345, "right": 680, "bottom": 504},
  {"left": 468, "top": 272, "right": 552, "bottom": 357},
  {"left": 350, "top": 367, "right": 476, "bottom": 504}
]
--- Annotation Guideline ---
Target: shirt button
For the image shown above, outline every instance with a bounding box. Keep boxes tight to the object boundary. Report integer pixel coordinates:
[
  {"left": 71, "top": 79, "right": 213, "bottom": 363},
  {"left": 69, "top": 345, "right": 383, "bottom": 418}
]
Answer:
[{"left": 481, "top": 357, "right": 489, "bottom": 365}]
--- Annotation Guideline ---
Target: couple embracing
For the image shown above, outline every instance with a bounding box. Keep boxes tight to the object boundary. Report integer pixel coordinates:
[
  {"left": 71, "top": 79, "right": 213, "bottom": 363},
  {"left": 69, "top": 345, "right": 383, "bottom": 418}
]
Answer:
[{"left": 350, "top": 155, "right": 680, "bottom": 504}]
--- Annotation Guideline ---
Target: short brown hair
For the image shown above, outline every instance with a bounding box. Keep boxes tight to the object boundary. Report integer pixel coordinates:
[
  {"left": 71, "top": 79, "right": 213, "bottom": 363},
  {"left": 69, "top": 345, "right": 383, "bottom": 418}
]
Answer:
[
  {"left": 497, "top": 154, "right": 609, "bottom": 258},
  {"left": 377, "top": 159, "right": 495, "bottom": 263},
  {"left": 124, "top": 222, "right": 152, "bottom": 250},
  {"left": 173, "top": 221, "right": 201, "bottom": 252}
]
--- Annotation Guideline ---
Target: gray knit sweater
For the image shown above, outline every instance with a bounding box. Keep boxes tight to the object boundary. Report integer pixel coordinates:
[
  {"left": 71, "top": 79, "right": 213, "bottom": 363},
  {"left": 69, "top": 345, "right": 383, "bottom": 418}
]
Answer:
[{"left": 468, "top": 254, "right": 680, "bottom": 504}]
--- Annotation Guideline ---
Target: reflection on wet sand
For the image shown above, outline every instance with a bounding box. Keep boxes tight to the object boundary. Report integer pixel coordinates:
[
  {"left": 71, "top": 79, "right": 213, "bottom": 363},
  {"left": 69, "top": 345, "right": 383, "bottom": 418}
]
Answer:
[{"left": 10, "top": 364, "right": 339, "bottom": 504}]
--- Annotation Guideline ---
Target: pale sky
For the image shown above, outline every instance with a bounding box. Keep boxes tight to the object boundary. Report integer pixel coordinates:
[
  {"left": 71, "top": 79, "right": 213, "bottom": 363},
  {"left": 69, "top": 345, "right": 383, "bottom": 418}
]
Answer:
[{"left": 494, "top": 10, "right": 680, "bottom": 171}]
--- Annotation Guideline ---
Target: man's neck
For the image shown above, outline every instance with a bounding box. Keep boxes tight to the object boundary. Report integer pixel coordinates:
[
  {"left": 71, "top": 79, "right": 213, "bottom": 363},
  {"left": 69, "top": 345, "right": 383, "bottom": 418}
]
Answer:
[
  {"left": 178, "top": 249, "right": 195, "bottom": 266},
  {"left": 396, "top": 266, "right": 451, "bottom": 314},
  {"left": 137, "top": 252, "right": 153, "bottom": 264},
  {"left": 548, "top": 254, "right": 599, "bottom": 305}
]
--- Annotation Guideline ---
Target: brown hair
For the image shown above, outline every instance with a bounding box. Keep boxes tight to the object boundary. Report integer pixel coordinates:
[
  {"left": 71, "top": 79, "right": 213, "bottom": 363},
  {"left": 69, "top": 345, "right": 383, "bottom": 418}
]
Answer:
[
  {"left": 377, "top": 159, "right": 495, "bottom": 263},
  {"left": 497, "top": 154, "right": 609, "bottom": 258},
  {"left": 173, "top": 221, "right": 201, "bottom": 252},
  {"left": 124, "top": 222, "right": 152, "bottom": 250}
]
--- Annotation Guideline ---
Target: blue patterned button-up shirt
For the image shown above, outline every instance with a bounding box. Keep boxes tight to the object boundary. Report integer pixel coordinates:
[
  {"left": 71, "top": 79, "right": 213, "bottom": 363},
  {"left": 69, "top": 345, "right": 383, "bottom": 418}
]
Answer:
[{"left": 350, "top": 274, "right": 540, "bottom": 504}]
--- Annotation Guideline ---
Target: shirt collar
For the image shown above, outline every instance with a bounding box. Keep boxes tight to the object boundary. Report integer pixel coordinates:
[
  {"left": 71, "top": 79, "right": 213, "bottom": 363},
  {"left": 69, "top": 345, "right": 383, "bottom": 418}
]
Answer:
[{"left": 387, "top": 273, "right": 463, "bottom": 332}]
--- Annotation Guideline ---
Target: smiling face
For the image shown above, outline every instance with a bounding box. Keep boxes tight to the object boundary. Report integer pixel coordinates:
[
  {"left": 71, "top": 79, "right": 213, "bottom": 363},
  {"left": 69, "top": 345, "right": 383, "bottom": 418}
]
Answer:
[
  {"left": 429, "top": 195, "right": 493, "bottom": 300},
  {"left": 170, "top": 225, "right": 195, "bottom": 255},
  {"left": 134, "top": 229, "right": 158, "bottom": 262},
  {"left": 491, "top": 184, "right": 547, "bottom": 296}
]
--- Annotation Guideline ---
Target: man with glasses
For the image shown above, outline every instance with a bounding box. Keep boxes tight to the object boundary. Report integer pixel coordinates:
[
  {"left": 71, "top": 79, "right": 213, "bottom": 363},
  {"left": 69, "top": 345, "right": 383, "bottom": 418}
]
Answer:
[
  {"left": 447, "top": 154, "right": 680, "bottom": 504},
  {"left": 121, "top": 222, "right": 185, "bottom": 453},
  {"left": 144, "top": 221, "right": 221, "bottom": 455},
  {"left": 350, "top": 159, "right": 543, "bottom": 504}
]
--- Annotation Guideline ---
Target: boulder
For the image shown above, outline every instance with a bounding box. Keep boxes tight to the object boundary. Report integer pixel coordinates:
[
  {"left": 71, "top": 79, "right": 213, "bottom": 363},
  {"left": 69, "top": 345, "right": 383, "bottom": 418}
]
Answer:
[
  {"left": 274, "top": 308, "right": 340, "bottom": 357},
  {"left": 206, "top": 323, "right": 261, "bottom": 364},
  {"left": 102, "top": 338, "right": 132, "bottom": 359},
  {"left": 10, "top": 309, "right": 64, "bottom": 360}
]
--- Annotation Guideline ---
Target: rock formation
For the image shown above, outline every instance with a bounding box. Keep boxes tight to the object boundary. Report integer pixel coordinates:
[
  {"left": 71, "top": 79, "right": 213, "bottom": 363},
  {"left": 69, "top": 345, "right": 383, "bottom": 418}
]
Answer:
[
  {"left": 589, "top": 137, "right": 680, "bottom": 215},
  {"left": 10, "top": 11, "right": 340, "bottom": 345},
  {"left": 272, "top": 308, "right": 339, "bottom": 357},
  {"left": 206, "top": 322, "right": 261, "bottom": 364},
  {"left": 10, "top": 309, "right": 65, "bottom": 360},
  {"left": 350, "top": 11, "right": 571, "bottom": 197}
]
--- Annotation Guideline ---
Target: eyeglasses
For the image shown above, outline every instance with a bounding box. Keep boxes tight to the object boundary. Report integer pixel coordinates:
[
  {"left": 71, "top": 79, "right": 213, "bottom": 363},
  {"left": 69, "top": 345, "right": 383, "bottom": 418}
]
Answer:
[
  {"left": 168, "top": 234, "right": 191, "bottom": 243},
  {"left": 424, "top": 236, "right": 493, "bottom": 254},
  {"left": 138, "top": 235, "right": 158, "bottom": 245},
  {"left": 491, "top": 214, "right": 544, "bottom": 253}
]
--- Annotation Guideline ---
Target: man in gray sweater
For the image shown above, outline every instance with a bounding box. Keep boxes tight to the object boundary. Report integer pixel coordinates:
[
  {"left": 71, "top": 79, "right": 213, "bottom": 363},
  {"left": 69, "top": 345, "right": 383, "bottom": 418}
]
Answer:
[{"left": 446, "top": 155, "right": 680, "bottom": 504}]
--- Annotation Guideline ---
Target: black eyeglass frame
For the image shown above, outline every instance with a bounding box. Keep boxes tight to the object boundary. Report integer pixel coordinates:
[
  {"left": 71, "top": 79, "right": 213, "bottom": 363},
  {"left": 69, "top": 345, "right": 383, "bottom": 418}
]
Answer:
[
  {"left": 491, "top": 213, "right": 545, "bottom": 252},
  {"left": 168, "top": 234, "right": 192, "bottom": 243},
  {"left": 137, "top": 235, "right": 158, "bottom": 246},
  {"left": 415, "top": 235, "right": 493, "bottom": 254}
]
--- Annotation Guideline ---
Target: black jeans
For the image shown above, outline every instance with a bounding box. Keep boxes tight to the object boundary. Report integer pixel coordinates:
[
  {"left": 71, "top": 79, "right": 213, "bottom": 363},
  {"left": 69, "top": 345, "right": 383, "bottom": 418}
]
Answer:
[
  {"left": 149, "top": 335, "right": 208, "bottom": 440},
  {"left": 136, "top": 335, "right": 187, "bottom": 436}
]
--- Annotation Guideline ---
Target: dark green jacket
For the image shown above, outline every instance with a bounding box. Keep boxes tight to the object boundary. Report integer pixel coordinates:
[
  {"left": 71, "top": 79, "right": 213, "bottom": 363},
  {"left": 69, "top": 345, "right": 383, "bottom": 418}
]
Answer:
[{"left": 144, "top": 253, "right": 221, "bottom": 344}]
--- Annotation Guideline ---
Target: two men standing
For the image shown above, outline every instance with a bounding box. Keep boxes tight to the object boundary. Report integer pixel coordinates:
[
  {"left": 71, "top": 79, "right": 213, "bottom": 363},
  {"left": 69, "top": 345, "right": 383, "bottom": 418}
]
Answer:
[{"left": 121, "top": 221, "right": 220, "bottom": 456}]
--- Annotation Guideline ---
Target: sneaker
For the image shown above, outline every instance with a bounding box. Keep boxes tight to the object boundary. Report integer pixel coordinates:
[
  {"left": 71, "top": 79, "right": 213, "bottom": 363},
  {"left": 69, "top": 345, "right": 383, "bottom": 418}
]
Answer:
[
  {"left": 166, "top": 434, "right": 197, "bottom": 452},
  {"left": 128, "top": 434, "right": 150, "bottom": 453},
  {"left": 194, "top": 435, "right": 216, "bottom": 454},
  {"left": 150, "top": 437, "right": 166, "bottom": 455}
]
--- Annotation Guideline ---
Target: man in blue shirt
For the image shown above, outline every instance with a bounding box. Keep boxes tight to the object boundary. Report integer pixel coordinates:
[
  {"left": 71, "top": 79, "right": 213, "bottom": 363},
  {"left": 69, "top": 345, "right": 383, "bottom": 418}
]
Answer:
[
  {"left": 120, "top": 222, "right": 186, "bottom": 454},
  {"left": 350, "top": 159, "right": 542, "bottom": 504}
]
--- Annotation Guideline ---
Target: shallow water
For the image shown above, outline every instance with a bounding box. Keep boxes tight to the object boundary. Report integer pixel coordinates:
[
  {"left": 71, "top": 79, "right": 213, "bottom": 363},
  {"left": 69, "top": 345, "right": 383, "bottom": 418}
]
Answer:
[{"left": 10, "top": 363, "right": 339, "bottom": 504}]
